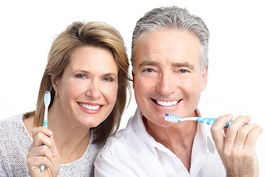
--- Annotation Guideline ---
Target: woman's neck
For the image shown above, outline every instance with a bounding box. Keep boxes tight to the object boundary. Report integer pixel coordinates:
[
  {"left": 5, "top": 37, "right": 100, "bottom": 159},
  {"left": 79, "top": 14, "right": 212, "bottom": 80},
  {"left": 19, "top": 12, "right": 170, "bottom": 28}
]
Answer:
[{"left": 48, "top": 109, "right": 91, "bottom": 163}]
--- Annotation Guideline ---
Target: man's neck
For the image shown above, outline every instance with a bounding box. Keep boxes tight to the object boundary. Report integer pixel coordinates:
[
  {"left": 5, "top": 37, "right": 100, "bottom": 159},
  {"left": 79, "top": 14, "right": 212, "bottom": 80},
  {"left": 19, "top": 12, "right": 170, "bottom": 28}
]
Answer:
[{"left": 143, "top": 116, "right": 198, "bottom": 171}]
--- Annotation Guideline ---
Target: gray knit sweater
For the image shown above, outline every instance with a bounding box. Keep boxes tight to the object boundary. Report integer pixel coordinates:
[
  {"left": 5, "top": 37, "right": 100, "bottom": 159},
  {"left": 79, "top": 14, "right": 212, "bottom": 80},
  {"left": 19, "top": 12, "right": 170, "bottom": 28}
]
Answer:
[{"left": 0, "top": 114, "right": 103, "bottom": 177}]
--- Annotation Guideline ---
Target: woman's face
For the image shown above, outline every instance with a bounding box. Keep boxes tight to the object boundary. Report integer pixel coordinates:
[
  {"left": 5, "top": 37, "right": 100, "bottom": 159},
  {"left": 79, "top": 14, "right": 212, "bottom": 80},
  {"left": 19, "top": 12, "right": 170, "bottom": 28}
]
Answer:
[{"left": 52, "top": 46, "right": 118, "bottom": 128}]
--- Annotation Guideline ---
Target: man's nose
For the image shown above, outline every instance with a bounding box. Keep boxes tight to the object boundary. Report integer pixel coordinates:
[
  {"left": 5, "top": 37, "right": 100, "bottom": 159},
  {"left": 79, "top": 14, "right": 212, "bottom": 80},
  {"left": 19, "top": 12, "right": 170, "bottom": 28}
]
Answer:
[{"left": 155, "top": 72, "right": 176, "bottom": 96}]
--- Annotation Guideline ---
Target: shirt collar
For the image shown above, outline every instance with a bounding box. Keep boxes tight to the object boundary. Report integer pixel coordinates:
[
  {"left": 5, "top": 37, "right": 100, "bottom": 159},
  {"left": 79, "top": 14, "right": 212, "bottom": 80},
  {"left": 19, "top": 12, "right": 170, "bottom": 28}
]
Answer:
[
  {"left": 132, "top": 108, "right": 166, "bottom": 156},
  {"left": 132, "top": 107, "right": 216, "bottom": 156},
  {"left": 196, "top": 108, "right": 216, "bottom": 154}
]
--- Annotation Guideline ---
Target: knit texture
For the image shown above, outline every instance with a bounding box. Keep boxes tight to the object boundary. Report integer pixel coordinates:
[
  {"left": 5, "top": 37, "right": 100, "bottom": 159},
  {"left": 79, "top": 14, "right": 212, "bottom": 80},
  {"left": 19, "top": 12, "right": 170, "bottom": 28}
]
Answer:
[{"left": 0, "top": 114, "right": 103, "bottom": 177}]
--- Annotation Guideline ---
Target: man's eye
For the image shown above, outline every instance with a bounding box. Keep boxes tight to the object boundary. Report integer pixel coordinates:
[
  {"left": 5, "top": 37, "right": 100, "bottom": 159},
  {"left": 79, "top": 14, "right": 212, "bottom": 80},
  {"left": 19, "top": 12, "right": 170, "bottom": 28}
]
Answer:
[
  {"left": 143, "top": 68, "right": 154, "bottom": 73},
  {"left": 179, "top": 69, "right": 188, "bottom": 73}
]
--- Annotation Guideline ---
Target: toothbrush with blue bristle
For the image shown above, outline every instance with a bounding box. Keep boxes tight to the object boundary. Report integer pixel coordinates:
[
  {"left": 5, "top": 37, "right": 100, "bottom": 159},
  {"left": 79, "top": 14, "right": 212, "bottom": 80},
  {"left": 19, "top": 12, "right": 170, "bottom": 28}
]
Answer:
[
  {"left": 40, "top": 91, "right": 51, "bottom": 172},
  {"left": 164, "top": 113, "right": 232, "bottom": 127}
]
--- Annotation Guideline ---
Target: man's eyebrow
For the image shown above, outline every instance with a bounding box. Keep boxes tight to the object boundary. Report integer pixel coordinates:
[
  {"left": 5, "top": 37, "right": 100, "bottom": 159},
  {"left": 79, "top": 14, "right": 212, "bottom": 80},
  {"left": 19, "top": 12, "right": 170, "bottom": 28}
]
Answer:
[
  {"left": 138, "top": 60, "right": 195, "bottom": 70},
  {"left": 139, "top": 60, "right": 158, "bottom": 67},
  {"left": 172, "top": 62, "right": 194, "bottom": 70}
]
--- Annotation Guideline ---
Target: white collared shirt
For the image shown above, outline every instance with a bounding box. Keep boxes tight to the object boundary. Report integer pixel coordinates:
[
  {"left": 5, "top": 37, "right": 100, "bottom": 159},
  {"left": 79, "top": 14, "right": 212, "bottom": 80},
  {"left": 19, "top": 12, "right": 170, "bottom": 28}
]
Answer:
[{"left": 95, "top": 107, "right": 226, "bottom": 177}]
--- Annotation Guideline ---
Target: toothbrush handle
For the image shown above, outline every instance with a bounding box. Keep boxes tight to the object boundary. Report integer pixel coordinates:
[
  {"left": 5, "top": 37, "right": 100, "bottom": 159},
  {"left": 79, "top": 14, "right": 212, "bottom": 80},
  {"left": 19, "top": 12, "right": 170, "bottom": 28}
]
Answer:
[
  {"left": 43, "top": 108, "right": 48, "bottom": 128},
  {"left": 40, "top": 108, "right": 48, "bottom": 172},
  {"left": 198, "top": 117, "right": 232, "bottom": 127}
]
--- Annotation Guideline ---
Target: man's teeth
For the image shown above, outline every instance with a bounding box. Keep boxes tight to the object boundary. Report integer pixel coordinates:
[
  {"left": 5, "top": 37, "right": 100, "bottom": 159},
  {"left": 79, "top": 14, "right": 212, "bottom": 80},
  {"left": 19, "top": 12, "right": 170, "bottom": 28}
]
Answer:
[
  {"left": 156, "top": 100, "right": 178, "bottom": 106},
  {"left": 80, "top": 103, "right": 100, "bottom": 110}
]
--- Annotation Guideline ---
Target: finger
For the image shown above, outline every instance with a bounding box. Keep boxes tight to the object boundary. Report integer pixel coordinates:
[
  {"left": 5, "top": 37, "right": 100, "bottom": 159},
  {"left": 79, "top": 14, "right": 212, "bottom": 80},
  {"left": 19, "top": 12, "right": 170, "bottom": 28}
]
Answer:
[
  {"left": 40, "top": 134, "right": 60, "bottom": 176},
  {"left": 222, "top": 115, "right": 251, "bottom": 152},
  {"left": 26, "top": 147, "right": 53, "bottom": 174},
  {"left": 233, "top": 124, "right": 259, "bottom": 150},
  {"left": 34, "top": 146, "right": 54, "bottom": 160},
  {"left": 27, "top": 156, "right": 52, "bottom": 177},
  {"left": 33, "top": 131, "right": 53, "bottom": 148},
  {"left": 28, "top": 154, "right": 52, "bottom": 168},
  {"left": 49, "top": 134, "right": 60, "bottom": 157},
  {"left": 227, "top": 115, "right": 251, "bottom": 130},
  {"left": 32, "top": 127, "right": 53, "bottom": 137},
  {"left": 36, "top": 133, "right": 60, "bottom": 164},
  {"left": 35, "top": 133, "right": 60, "bottom": 162},
  {"left": 244, "top": 125, "right": 263, "bottom": 151},
  {"left": 27, "top": 129, "right": 59, "bottom": 176},
  {"left": 211, "top": 114, "right": 233, "bottom": 150}
]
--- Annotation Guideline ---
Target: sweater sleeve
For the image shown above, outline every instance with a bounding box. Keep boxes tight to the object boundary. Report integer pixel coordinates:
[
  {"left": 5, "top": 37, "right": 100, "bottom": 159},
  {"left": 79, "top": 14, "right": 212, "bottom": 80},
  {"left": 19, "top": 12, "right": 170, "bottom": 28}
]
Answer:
[{"left": 0, "top": 155, "right": 9, "bottom": 177}]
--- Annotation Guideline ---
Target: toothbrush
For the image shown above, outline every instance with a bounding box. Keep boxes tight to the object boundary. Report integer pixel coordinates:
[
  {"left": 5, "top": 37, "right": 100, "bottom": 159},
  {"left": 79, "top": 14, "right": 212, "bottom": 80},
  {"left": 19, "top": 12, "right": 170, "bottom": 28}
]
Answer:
[
  {"left": 43, "top": 91, "right": 51, "bottom": 128},
  {"left": 40, "top": 91, "right": 51, "bottom": 172},
  {"left": 164, "top": 113, "right": 232, "bottom": 127}
]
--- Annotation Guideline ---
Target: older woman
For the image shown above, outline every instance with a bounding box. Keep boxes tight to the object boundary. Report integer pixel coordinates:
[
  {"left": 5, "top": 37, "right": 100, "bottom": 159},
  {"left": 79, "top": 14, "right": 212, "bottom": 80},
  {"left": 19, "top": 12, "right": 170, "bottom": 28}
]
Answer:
[{"left": 0, "top": 21, "right": 130, "bottom": 177}]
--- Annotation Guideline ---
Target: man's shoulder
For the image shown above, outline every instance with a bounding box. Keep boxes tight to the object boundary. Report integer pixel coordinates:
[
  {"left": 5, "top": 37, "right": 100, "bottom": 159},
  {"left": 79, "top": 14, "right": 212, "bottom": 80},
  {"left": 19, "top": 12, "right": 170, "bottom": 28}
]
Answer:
[
  {"left": 100, "top": 127, "right": 135, "bottom": 152},
  {"left": 98, "top": 118, "right": 146, "bottom": 156}
]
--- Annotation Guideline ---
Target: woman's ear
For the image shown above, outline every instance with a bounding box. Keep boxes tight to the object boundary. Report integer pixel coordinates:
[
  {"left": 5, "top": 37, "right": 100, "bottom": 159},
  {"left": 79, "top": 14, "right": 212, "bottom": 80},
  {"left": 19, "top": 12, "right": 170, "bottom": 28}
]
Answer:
[{"left": 51, "top": 75, "right": 59, "bottom": 93}]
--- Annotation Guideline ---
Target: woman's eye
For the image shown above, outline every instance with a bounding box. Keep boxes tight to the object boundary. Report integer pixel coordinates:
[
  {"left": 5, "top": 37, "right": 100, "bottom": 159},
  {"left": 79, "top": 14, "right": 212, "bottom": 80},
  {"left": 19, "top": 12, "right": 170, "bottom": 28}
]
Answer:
[
  {"left": 75, "top": 74, "right": 87, "bottom": 79},
  {"left": 103, "top": 77, "right": 114, "bottom": 82}
]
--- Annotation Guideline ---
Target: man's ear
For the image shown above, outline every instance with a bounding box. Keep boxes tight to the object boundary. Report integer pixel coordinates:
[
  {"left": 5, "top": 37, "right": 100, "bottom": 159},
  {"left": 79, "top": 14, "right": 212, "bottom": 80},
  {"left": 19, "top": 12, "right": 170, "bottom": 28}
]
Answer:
[
  {"left": 132, "top": 70, "right": 135, "bottom": 89},
  {"left": 201, "top": 65, "right": 208, "bottom": 91}
]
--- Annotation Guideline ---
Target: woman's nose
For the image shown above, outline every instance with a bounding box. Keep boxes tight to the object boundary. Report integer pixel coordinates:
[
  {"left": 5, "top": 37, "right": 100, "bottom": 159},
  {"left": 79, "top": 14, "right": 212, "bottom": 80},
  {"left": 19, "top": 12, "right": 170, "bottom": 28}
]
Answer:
[{"left": 85, "top": 80, "right": 101, "bottom": 99}]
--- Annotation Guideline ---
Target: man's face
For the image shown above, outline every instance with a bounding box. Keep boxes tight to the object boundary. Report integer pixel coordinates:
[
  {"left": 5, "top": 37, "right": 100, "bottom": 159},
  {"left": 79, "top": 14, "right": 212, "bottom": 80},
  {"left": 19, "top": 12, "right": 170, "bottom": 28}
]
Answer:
[{"left": 132, "top": 29, "right": 208, "bottom": 127}]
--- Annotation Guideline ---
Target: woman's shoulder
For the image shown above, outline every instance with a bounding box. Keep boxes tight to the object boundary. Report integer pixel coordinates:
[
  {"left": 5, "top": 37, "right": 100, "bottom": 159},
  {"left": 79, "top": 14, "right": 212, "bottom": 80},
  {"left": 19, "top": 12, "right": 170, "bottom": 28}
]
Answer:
[
  {"left": 0, "top": 114, "right": 24, "bottom": 127},
  {"left": 0, "top": 114, "right": 31, "bottom": 149},
  {"left": 0, "top": 113, "right": 30, "bottom": 139}
]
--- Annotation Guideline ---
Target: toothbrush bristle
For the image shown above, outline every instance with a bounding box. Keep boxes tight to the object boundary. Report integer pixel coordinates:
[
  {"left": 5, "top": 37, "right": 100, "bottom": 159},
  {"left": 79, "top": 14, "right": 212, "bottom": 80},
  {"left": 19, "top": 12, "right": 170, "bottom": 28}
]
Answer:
[
  {"left": 164, "top": 113, "right": 181, "bottom": 122},
  {"left": 44, "top": 91, "right": 51, "bottom": 105}
]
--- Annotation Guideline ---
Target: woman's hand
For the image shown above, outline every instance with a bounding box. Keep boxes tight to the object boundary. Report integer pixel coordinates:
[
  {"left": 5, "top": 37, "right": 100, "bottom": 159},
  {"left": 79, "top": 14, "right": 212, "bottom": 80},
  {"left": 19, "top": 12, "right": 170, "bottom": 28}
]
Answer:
[
  {"left": 211, "top": 114, "right": 262, "bottom": 177},
  {"left": 27, "top": 127, "right": 60, "bottom": 177}
]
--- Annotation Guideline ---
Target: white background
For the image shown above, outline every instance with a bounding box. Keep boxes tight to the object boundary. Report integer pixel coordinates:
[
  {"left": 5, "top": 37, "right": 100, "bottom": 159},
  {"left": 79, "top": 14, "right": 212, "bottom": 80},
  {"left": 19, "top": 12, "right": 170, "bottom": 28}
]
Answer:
[{"left": 0, "top": 0, "right": 264, "bottom": 166}]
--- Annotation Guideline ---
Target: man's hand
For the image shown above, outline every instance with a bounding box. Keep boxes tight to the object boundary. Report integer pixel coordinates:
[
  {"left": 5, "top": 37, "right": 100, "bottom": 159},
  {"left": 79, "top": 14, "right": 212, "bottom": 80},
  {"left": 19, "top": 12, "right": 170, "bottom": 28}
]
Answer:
[{"left": 211, "top": 114, "right": 262, "bottom": 177}]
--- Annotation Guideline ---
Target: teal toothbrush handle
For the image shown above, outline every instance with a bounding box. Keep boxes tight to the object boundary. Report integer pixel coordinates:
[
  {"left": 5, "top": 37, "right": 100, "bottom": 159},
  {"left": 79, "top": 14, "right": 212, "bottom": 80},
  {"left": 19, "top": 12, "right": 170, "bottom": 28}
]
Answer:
[{"left": 197, "top": 117, "right": 232, "bottom": 127}]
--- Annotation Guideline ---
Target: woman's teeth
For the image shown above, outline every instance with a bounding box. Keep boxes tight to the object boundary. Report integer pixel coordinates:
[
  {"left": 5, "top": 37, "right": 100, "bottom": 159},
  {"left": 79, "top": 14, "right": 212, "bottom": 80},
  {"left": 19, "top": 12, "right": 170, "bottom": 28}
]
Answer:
[{"left": 80, "top": 103, "right": 100, "bottom": 110}]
